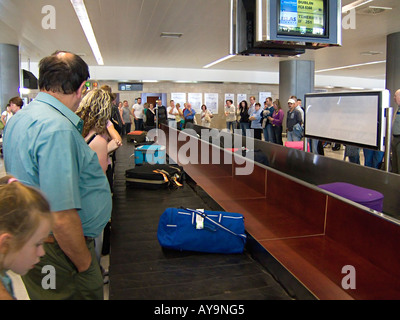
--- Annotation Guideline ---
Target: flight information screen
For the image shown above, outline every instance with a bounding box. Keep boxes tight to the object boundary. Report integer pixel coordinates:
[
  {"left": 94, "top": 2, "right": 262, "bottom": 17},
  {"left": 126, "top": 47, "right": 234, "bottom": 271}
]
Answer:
[{"left": 278, "top": 0, "right": 326, "bottom": 37}]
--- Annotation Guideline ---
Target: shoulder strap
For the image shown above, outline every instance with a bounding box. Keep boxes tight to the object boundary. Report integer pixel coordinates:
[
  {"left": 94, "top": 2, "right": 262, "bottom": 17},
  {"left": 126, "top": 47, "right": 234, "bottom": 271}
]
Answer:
[{"left": 86, "top": 133, "right": 98, "bottom": 145}]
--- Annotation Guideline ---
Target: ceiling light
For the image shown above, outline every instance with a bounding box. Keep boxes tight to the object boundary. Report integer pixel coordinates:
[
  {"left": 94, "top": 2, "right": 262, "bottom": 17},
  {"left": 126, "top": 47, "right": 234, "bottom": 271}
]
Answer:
[
  {"left": 160, "top": 32, "right": 183, "bottom": 39},
  {"left": 70, "top": 0, "right": 104, "bottom": 65},
  {"left": 358, "top": 6, "right": 392, "bottom": 15},
  {"left": 203, "top": 54, "right": 235, "bottom": 69},
  {"left": 316, "top": 60, "right": 386, "bottom": 73},
  {"left": 360, "top": 51, "right": 382, "bottom": 56},
  {"left": 342, "top": 0, "right": 374, "bottom": 12}
]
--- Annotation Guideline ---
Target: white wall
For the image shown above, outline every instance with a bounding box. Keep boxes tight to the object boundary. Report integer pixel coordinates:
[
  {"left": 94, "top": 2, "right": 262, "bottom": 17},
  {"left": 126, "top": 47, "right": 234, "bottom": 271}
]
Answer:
[{"left": 21, "top": 63, "right": 385, "bottom": 90}]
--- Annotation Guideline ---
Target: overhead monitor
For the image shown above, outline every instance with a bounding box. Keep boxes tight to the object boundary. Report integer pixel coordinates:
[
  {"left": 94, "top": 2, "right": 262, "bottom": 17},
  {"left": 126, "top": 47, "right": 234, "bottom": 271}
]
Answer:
[
  {"left": 278, "top": 0, "right": 327, "bottom": 38},
  {"left": 22, "top": 69, "right": 38, "bottom": 89},
  {"left": 304, "top": 90, "right": 390, "bottom": 151},
  {"left": 232, "top": 0, "right": 341, "bottom": 56}
]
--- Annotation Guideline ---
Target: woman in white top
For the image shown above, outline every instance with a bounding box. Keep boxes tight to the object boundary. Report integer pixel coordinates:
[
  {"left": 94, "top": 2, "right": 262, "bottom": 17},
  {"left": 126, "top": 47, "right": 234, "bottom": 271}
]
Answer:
[
  {"left": 200, "top": 104, "right": 213, "bottom": 128},
  {"left": 1, "top": 105, "right": 13, "bottom": 128}
]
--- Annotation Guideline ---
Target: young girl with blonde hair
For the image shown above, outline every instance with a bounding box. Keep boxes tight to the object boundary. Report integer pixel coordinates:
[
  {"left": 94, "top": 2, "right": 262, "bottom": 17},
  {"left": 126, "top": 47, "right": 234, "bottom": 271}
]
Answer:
[{"left": 0, "top": 176, "right": 52, "bottom": 299}]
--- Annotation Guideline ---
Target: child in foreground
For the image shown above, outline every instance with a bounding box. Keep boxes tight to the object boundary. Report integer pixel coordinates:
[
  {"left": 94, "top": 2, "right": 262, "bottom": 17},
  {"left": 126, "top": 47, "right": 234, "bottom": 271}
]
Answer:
[{"left": 0, "top": 176, "right": 52, "bottom": 299}]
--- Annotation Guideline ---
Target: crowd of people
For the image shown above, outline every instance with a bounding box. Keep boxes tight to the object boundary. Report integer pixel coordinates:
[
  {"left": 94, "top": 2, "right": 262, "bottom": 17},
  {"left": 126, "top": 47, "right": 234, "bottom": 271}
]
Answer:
[
  {"left": 114, "top": 99, "right": 213, "bottom": 133},
  {"left": 1, "top": 50, "right": 400, "bottom": 301},
  {"left": 223, "top": 95, "right": 303, "bottom": 146},
  {"left": 113, "top": 94, "right": 304, "bottom": 147}
]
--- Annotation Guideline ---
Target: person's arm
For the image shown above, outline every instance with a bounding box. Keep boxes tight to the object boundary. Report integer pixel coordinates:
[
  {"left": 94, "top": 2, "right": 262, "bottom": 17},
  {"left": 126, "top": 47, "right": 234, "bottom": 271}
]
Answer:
[
  {"left": 52, "top": 209, "right": 92, "bottom": 273},
  {"left": 1, "top": 114, "right": 6, "bottom": 127},
  {"left": 107, "top": 139, "right": 120, "bottom": 154},
  {"left": 278, "top": 110, "right": 284, "bottom": 125},
  {"left": 107, "top": 123, "right": 122, "bottom": 145},
  {"left": 296, "top": 110, "right": 303, "bottom": 125},
  {"left": 130, "top": 107, "right": 137, "bottom": 120}
]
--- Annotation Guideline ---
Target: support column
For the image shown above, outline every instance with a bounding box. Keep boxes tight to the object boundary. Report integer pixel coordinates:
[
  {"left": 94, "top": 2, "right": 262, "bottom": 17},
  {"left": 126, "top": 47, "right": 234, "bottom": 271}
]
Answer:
[
  {"left": 386, "top": 32, "right": 400, "bottom": 107},
  {"left": 279, "top": 60, "right": 315, "bottom": 131},
  {"left": 0, "top": 44, "right": 20, "bottom": 112}
]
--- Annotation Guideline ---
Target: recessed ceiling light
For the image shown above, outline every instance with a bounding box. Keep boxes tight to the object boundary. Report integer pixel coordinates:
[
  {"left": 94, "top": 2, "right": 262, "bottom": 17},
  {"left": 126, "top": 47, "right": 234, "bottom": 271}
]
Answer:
[
  {"left": 203, "top": 54, "right": 235, "bottom": 69},
  {"left": 160, "top": 32, "right": 183, "bottom": 39},
  {"left": 70, "top": 0, "right": 104, "bottom": 65},
  {"left": 316, "top": 60, "right": 386, "bottom": 73},
  {"left": 342, "top": 0, "right": 374, "bottom": 13},
  {"left": 360, "top": 51, "right": 382, "bottom": 56}
]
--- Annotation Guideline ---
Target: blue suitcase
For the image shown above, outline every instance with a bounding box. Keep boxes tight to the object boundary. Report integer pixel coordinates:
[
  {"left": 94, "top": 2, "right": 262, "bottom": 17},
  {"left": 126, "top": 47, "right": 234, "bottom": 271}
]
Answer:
[
  {"left": 134, "top": 144, "right": 166, "bottom": 165},
  {"left": 157, "top": 208, "right": 246, "bottom": 254}
]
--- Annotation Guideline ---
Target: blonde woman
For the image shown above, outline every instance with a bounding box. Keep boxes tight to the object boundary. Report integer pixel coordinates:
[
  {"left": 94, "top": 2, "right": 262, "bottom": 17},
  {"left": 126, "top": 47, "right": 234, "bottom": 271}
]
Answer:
[{"left": 76, "top": 89, "right": 120, "bottom": 173}]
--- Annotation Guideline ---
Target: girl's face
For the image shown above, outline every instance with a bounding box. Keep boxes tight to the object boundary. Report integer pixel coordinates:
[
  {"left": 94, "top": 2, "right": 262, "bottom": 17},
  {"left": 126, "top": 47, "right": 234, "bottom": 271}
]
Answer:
[{"left": 4, "top": 218, "right": 51, "bottom": 275}]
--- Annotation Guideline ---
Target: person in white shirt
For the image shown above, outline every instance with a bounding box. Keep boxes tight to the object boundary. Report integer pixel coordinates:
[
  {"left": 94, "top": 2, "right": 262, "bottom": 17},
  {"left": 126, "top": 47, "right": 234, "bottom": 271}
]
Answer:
[
  {"left": 132, "top": 97, "right": 144, "bottom": 131},
  {"left": 1, "top": 104, "right": 13, "bottom": 128},
  {"left": 248, "top": 96, "right": 256, "bottom": 116},
  {"left": 200, "top": 104, "right": 213, "bottom": 128},
  {"left": 167, "top": 100, "right": 179, "bottom": 129},
  {"left": 291, "top": 95, "right": 304, "bottom": 123},
  {"left": 225, "top": 99, "right": 236, "bottom": 132}
]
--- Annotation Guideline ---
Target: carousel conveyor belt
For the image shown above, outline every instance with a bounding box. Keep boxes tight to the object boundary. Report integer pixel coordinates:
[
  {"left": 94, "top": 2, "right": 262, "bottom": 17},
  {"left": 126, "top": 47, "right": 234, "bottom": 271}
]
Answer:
[{"left": 108, "top": 137, "right": 292, "bottom": 300}]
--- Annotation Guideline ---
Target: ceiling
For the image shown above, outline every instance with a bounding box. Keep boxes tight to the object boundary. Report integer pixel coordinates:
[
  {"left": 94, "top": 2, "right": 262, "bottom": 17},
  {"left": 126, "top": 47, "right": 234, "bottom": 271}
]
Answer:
[{"left": 0, "top": 0, "right": 399, "bottom": 82}]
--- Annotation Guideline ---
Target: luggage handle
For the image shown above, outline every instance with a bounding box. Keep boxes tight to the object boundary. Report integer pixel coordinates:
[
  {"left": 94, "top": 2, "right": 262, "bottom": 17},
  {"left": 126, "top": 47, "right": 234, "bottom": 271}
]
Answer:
[{"left": 181, "top": 208, "right": 247, "bottom": 242}]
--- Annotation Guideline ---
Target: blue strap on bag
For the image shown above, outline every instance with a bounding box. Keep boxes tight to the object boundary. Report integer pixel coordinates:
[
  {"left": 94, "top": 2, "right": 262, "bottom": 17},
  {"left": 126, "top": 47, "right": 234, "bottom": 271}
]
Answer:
[{"left": 157, "top": 207, "right": 246, "bottom": 254}]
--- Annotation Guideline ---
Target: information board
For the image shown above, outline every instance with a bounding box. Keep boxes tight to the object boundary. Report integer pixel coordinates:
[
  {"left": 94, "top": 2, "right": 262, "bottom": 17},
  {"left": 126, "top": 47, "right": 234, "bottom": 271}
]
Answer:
[{"left": 278, "top": 0, "right": 326, "bottom": 37}]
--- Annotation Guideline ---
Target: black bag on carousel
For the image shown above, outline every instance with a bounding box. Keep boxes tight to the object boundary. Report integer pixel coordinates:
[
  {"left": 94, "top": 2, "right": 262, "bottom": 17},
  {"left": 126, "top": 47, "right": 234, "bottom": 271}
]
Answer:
[{"left": 125, "top": 164, "right": 184, "bottom": 189}]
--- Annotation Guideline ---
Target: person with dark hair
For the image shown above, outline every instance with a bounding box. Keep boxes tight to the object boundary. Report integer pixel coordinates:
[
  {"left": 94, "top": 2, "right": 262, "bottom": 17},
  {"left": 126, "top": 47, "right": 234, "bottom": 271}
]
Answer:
[
  {"left": 249, "top": 102, "right": 263, "bottom": 140},
  {"left": 268, "top": 99, "right": 284, "bottom": 145},
  {"left": 8, "top": 97, "right": 23, "bottom": 114},
  {"left": 155, "top": 99, "right": 168, "bottom": 127},
  {"left": 261, "top": 97, "right": 274, "bottom": 142},
  {"left": 38, "top": 50, "right": 90, "bottom": 95},
  {"left": 121, "top": 100, "right": 132, "bottom": 134},
  {"left": 3, "top": 51, "right": 112, "bottom": 300},
  {"left": 225, "top": 99, "right": 236, "bottom": 132},
  {"left": 238, "top": 100, "right": 250, "bottom": 136}
]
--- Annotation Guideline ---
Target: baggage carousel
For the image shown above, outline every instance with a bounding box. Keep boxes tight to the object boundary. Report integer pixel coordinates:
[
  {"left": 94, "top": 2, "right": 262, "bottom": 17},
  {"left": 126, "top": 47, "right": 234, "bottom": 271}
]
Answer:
[{"left": 108, "top": 137, "right": 292, "bottom": 300}]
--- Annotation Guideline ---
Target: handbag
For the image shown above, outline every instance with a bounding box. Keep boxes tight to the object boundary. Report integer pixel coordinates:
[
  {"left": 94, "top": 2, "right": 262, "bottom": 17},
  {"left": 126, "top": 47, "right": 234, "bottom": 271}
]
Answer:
[{"left": 157, "top": 207, "right": 246, "bottom": 254}]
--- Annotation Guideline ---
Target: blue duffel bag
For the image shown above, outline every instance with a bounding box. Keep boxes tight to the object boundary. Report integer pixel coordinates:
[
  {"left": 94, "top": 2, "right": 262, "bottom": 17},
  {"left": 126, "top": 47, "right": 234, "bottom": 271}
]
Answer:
[{"left": 157, "top": 207, "right": 246, "bottom": 254}]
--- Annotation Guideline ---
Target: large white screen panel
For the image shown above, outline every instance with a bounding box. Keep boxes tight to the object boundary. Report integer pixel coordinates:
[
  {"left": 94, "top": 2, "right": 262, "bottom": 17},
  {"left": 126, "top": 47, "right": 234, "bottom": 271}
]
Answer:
[{"left": 305, "top": 95, "right": 379, "bottom": 147}]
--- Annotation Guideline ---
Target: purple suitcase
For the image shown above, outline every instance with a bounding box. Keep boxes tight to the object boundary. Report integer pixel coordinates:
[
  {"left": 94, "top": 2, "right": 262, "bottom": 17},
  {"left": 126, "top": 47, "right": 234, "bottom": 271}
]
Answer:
[{"left": 318, "top": 182, "right": 384, "bottom": 212}]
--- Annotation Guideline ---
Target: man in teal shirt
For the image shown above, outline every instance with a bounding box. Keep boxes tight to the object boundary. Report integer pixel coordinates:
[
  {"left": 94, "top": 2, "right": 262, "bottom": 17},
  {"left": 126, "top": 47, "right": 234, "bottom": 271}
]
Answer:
[{"left": 3, "top": 51, "right": 111, "bottom": 300}]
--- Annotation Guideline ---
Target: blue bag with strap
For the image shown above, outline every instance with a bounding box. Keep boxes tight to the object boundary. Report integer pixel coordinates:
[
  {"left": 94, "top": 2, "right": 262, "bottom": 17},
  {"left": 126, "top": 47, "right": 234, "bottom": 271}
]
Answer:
[{"left": 157, "top": 207, "right": 246, "bottom": 254}]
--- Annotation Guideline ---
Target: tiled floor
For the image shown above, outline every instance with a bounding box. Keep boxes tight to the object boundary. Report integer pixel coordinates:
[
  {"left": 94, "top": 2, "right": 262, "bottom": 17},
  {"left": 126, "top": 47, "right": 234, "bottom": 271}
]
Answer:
[{"left": 0, "top": 141, "right": 359, "bottom": 300}]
